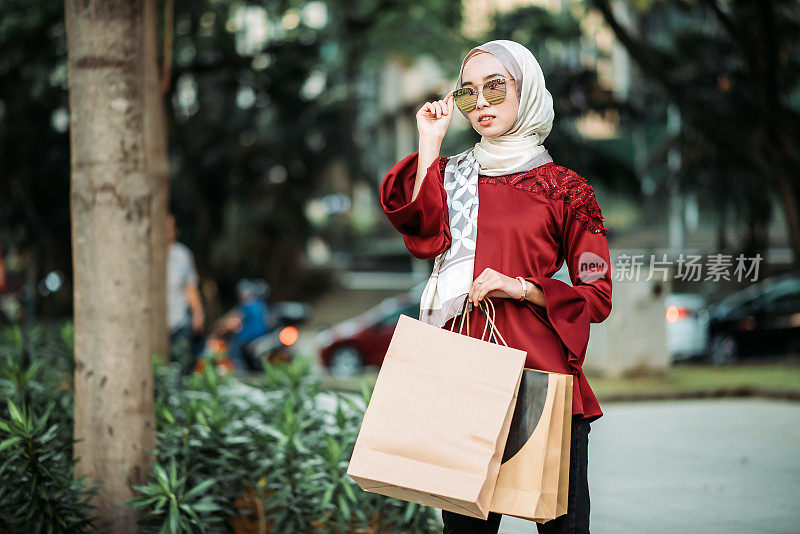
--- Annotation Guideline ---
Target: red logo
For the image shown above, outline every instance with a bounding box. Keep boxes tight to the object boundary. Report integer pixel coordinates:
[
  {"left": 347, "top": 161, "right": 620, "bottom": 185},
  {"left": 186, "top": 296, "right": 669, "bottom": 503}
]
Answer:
[{"left": 577, "top": 252, "right": 608, "bottom": 282}]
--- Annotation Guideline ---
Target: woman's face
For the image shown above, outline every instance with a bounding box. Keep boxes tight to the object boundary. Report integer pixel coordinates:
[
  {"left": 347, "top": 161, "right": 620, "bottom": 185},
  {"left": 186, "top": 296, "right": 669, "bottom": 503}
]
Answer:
[{"left": 460, "top": 52, "right": 519, "bottom": 138}]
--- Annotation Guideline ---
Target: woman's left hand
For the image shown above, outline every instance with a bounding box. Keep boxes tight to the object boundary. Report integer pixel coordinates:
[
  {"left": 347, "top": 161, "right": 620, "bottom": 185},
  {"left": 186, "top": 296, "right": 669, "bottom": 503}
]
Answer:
[{"left": 468, "top": 268, "right": 524, "bottom": 306}]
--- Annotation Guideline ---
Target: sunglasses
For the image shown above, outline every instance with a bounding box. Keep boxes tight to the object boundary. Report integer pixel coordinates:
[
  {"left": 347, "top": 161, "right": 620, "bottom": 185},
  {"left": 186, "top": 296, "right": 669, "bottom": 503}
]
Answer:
[{"left": 453, "top": 77, "right": 510, "bottom": 113}]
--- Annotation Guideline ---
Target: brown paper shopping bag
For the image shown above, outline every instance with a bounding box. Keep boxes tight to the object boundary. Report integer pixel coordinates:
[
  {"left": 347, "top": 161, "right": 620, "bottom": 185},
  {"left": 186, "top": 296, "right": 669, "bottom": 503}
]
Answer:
[
  {"left": 346, "top": 305, "right": 527, "bottom": 520},
  {"left": 489, "top": 368, "right": 573, "bottom": 523},
  {"left": 554, "top": 373, "right": 574, "bottom": 518}
]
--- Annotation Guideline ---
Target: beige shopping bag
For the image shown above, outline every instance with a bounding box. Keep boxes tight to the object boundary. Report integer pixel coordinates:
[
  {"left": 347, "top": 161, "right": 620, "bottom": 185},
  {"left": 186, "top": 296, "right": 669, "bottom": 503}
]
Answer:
[
  {"left": 346, "top": 303, "right": 527, "bottom": 520},
  {"left": 489, "top": 368, "right": 573, "bottom": 523}
]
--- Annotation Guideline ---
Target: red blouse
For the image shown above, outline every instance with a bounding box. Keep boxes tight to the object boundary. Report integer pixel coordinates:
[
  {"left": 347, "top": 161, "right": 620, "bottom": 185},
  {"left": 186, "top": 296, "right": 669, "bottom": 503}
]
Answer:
[{"left": 380, "top": 152, "right": 613, "bottom": 422}]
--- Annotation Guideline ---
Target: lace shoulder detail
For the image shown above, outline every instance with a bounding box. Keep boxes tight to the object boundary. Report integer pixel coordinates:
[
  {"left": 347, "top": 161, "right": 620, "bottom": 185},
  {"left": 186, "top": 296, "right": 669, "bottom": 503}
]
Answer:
[
  {"left": 480, "top": 163, "right": 609, "bottom": 236},
  {"left": 438, "top": 156, "right": 450, "bottom": 173}
]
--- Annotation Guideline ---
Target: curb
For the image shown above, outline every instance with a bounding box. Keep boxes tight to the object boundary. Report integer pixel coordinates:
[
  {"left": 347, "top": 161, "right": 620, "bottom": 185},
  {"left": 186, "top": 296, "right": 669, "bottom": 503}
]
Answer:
[{"left": 598, "top": 387, "right": 800, "bottom": 403}]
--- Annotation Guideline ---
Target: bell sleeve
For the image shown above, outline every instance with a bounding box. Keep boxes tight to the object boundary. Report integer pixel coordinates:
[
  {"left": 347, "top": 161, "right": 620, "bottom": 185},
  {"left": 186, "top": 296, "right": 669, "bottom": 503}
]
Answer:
[
  {"left": 379, "top": 152, "right": 451, "bottom": 260},
  {"left": 523, "top": 185, "right": 612, "bottom": 372}
]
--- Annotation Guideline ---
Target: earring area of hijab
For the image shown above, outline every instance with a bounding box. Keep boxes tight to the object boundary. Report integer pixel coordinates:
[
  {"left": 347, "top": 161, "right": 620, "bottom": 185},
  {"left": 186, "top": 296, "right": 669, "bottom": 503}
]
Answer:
[{"left": 453, "top": 77, "right": 510, "bottom": 113}]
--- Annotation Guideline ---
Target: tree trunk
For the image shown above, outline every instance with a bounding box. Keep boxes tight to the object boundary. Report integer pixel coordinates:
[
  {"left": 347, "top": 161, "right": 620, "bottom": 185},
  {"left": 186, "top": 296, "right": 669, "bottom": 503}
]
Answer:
[{"left": 65, "top": 0, "right": 159, "bottom": 530}]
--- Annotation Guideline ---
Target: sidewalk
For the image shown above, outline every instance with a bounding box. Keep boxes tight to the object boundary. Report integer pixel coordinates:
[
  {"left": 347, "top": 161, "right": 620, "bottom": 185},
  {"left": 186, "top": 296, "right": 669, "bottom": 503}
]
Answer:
[{"left": 494, "top": 398, "right": 800, "bottom": 534}]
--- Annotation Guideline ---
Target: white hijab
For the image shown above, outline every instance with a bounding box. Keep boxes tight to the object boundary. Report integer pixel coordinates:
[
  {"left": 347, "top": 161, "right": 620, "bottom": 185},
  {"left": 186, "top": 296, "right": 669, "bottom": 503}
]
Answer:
[
  {"left": 456, "top": 40, "right": 555, "bottom": 176},
  {"left": 419, "top": 40, "right": 556, "bottom": 328}
]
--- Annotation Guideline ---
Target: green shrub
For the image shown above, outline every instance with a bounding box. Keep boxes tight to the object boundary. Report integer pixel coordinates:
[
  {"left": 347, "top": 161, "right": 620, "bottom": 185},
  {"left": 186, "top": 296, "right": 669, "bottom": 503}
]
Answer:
[
  {"left": 131, "top": 361, "right": 275, "bottom": 531},
  {"left": 128, "top": 458, "right": 223, "bottom": 533},
  {"left": 0, "top": 399, "right": 97, "bottom": 533},
  {"left": 0, "top": 322, "right": 97, "bottom": 533},
  {"left": 0, "top": 323, "right": 441, "bottom": 533},
  {"left": 0, "top": 324, "right": 74, "bottom": 447},
  {"left": 134, "top": 355, "right": 440, "bottom": 533}
]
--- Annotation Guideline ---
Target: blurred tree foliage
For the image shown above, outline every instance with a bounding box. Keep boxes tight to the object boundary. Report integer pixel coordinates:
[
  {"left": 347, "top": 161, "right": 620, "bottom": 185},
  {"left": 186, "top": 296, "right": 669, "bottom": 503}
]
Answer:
[
  {"left": 0, "top": 0, "right": 71, "bottom": 297},
  {"left": 7, "top": 0, "right": 796, "bottom": 316},
  {"left": 0, "top": 0, "right": 466, "bottom": 313},
  {"left": 490, "top": 5, "right": 640, "bottom": 192},
  {"left": 590, "top": 0, "right": 800, "bottom": 264}
]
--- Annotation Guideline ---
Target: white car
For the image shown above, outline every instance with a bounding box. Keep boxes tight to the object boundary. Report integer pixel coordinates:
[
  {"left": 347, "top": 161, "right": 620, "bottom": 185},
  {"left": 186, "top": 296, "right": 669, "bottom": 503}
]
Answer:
[{"left": 665, "top": 293, "right": 709, "bottom": 362}]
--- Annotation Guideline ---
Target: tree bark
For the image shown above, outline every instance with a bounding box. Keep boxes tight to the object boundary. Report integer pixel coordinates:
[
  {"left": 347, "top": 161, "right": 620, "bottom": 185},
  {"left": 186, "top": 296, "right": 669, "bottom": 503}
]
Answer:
[{"left": 65, "top": 0, "right": 159, "bottom": 530}]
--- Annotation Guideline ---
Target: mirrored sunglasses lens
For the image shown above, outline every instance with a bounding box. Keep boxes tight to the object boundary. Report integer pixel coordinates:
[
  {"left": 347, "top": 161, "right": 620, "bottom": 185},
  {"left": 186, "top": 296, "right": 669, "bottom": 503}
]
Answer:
[
  {"left": 454, "top": 90, "right": 477, "bottom": 112},
  {"left": 484, "top": 82, "right": 506, "bottom": 105}
]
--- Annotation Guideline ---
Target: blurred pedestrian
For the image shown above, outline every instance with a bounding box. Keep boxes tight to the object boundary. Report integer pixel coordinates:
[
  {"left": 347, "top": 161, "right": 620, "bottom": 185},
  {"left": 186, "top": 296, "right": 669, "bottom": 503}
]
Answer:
[
  {"left": 166, "top": 213, "right": 205, "bottom": 373},
  {"left": 380, "top": 40, "right": 612, "bottom": 533}
]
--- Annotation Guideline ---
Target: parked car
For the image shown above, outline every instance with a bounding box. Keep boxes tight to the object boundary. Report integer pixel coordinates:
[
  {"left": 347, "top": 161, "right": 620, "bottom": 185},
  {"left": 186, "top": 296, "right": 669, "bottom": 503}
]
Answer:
[
  {"left": 318, "top": 266, "right": 571, "bottom": 378},
  {"left": 318, "top": 283, "right": 425, "bottom": 378},
  {"left": 707, "top": 274, "right": 800, "bottom": 364},
  {"left": 666, "top": 293, "right": 709, "bottom": 362}
]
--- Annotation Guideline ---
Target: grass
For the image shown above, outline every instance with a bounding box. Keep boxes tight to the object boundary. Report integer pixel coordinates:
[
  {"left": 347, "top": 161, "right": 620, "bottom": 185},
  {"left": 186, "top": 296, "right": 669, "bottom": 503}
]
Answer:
[
  {"left": 587, "top": 363, "right": 800, "bottom": 400},
  {"left": 319, "top": 363, "right": 800, "bottom": 402}
]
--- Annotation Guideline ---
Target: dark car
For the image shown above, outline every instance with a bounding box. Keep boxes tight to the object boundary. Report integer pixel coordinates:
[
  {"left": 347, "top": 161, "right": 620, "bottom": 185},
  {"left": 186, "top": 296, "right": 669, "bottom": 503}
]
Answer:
[
  {"left": 707, "top": 274, "right": 800, "bottom": 364},
  {"left": 318, "top": 283, "right": 424, "bottom": 377}
]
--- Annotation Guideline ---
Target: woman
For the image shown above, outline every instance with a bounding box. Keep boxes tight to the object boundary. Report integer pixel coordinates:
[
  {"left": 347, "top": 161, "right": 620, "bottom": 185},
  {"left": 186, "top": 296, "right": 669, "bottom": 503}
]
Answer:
[{"left": 379, "top": 40, "right": 612, "bottom": 534}]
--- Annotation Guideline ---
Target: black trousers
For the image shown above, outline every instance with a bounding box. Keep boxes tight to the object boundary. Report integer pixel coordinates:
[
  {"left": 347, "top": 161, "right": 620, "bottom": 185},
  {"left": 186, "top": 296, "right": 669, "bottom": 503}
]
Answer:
[{"left": 442, "top": 416, "right": 592, "bottom": 534}]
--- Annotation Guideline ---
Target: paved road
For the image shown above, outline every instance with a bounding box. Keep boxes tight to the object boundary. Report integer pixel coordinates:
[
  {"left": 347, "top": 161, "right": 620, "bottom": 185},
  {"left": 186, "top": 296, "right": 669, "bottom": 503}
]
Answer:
[{"left": 476, "top": 398, "right": 800, "bottom": 534}]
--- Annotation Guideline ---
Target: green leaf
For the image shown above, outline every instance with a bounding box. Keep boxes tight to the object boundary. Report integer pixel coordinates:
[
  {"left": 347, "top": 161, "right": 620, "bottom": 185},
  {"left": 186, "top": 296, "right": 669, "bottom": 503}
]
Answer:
[
  {"left": 0, "top": 436, "right": 21, "bottom": 453},
  {"left": 183, "top": 478, "right": 216, "bottom": 501},
  {"left": 341, "top": 479, "right": 356, "bottom": 502},
  {"left": 321, "top": 485, "right": 335, "bottom": 509},
  {"left": 7, "top": 399, "right": 22, "bottom": 423},
  {"left": 168, "top": 497, "right": 180, "bottom": 533},
  {"left": 160, "top": 407, "right": 175, "bottom": 425},
  {"left": 179, "top": 503, "right": 202, "bottom": 526},
  {"left": 189, "top": 500, "right": 220, "bottom": 513},
  {"left": 292, "top": 435, "right": 310, "bottom": 454},
  {"left": 153, "top": 464, "right": 171, "bottom": 493},
  {"left": 337, "top": 494, "right": 351, "bottom": 519},
  {"left": 359, "top": 380, "right": 372, "bottom": 405},
  {"left": 403, "top": 501, "right": 416, "bottom": 524},
  {"left": 169, "top": 459, "right": 178, "bottom": 484},
  {"left": 337, "top": 393, "right": 365, "bottom": 415}
]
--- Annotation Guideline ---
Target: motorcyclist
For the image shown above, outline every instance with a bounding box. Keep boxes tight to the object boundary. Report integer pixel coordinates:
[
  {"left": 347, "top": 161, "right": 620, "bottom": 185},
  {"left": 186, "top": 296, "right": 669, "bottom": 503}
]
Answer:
[{"left": 223, "top": 279, "right": 272, "bottom": 370}]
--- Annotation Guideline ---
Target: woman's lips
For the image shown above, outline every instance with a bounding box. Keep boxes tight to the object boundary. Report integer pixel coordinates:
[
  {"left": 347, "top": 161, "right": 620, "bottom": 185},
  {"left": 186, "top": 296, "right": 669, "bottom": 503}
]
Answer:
[{"left": 478, "top": 114, "right": 495, "bottom": 125}]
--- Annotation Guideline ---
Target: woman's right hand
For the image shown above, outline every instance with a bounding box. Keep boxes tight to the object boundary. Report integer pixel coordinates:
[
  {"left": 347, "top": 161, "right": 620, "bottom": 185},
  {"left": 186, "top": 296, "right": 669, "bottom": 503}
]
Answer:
[{"left": 416, "top": 91, "right": 455, "bottom": 142}]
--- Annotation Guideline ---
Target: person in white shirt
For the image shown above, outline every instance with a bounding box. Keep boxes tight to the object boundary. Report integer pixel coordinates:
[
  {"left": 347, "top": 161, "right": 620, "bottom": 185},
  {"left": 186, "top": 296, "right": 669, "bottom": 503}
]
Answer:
[{"left": 167, "top": 213, "right": 204, "bottom": 371}]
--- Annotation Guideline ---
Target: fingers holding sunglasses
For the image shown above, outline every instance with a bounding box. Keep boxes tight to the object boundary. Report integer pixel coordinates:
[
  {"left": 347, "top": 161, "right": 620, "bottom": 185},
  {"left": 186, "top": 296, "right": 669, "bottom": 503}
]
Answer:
[
  {"left": 420, "top": 102, "right": 433, "bottom": 117},
  {"left": 421, "top": 101, "right": 440, "bottom": 119},
  {"left": 435, "top": 99, "right": 448, "bottom": 118},
  {"left": 431, "top": 101, "right": 441, "bottom": 118},
  {"left": 416, "top": 95, "right": 455, "bottom": 140},
  {"left": 434, "top": 93, "right": 455, "bottom": 118},
  {"left": 442, "top": 93, "right": 455, "bottom": 115}
]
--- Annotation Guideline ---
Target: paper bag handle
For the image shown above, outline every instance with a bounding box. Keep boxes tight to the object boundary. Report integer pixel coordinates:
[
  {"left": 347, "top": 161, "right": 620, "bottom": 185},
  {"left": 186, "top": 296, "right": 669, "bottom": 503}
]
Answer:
[
  {"left": 446, "top": 294, "right": 471, "bottom": 337},
  {"left": 442, "top": 295, "right": 509, "bottom": 348},
  {"left": 477, "top": 298, "right": 509, "bottom": 347}
]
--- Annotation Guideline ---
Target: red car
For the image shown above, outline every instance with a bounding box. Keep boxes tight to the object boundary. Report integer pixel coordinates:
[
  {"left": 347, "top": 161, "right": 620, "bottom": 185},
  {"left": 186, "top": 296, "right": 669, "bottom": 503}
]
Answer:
[{"left": 318, "top": 284, "right": 424, "bottom": 377}]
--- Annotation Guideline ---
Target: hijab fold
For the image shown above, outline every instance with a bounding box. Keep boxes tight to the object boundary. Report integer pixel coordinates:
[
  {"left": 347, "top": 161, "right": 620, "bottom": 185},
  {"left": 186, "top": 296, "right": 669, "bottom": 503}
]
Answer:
[{"left": 419, "top": 40, "right": 556, "bottom": 328}]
